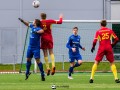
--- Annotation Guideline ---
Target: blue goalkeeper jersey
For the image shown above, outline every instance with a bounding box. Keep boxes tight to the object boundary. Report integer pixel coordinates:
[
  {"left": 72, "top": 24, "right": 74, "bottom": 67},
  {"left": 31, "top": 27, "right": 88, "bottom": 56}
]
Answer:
[
  {"left": 66, "top": 34, "right": 83, "bottom": 57},
  {"left": 28, "top": 24, "right": 41, "bottom": 48}
]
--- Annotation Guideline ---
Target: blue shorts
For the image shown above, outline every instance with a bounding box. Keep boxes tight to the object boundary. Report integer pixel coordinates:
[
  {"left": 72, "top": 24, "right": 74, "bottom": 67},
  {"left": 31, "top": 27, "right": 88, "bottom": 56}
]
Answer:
[
  {"left": 26, "top": 47, "right": 40, "bottom": 59},
  {"left": 69, "top": 55, "right": 82, "bottom": 63}
]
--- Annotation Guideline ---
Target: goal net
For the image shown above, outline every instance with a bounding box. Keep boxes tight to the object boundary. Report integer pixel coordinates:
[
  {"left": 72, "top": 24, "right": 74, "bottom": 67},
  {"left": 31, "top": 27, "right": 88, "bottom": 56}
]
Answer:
[{"left": 19, "top": 20, "right": 120, "bottom": 73}]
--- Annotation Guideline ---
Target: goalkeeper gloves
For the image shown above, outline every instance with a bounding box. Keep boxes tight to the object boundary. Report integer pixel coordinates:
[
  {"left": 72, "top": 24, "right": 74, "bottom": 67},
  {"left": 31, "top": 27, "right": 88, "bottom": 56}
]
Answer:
[
  {"left": 91, "top": 47, "right": 95, "bottom": 53},
  {"left": 18, "top": 18, "right": 24, "bottom": 22}
]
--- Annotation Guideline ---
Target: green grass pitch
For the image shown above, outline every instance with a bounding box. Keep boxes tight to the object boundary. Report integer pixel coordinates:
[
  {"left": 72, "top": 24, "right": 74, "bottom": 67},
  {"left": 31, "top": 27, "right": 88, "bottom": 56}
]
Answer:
[{"left": 0, "top": 73, "right": 120, "bottom": 90}]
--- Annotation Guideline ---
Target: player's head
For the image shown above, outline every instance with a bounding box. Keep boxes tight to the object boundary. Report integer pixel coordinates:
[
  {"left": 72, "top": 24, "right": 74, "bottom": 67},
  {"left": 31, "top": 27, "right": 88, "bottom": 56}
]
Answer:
[
  {"left": 33, "top": 19, "right": 41, "bottom": 27},
  {"left": 100, "top": 20, "right": 107, "bottom": 27},
  {"left": 41, "top": 13, "right": 47, "bottom": 19},
  {"left": 73, "top": 27, "right": 78, "bottom": 35}
]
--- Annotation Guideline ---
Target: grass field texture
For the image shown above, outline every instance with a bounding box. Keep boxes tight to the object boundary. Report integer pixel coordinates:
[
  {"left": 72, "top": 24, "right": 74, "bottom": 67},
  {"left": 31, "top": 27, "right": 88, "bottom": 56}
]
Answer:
[{"left": 0, "top": 73, "right": 120, "bottom": 90}]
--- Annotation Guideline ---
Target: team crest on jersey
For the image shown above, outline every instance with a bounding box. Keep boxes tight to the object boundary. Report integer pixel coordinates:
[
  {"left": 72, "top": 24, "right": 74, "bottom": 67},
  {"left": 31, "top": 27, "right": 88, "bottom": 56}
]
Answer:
[{"left": 77, "top": 39, "right": 79, "bottom": 41}]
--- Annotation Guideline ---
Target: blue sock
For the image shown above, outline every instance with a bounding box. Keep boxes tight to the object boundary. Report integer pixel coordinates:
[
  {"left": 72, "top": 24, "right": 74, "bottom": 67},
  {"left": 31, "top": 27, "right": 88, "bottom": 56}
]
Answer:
[
  {"left": 26, "top": 61, "right": 31, "bottom": 75},
  {"left": 69, "top": 67, "right": 73, "bottom": 76},
  {"left": 37, "top": 62, "right": 44, "bottom": 76},
  {"left": 73, "top": 62, "right": 81, "bottom": 68}
]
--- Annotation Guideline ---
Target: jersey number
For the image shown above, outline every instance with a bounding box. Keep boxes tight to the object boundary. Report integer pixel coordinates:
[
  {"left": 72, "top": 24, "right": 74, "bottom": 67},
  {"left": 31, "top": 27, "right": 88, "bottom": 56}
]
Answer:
[
  {"left": 102, "top": 33, "right": 109, "bottom": 40},
  {"left": 43, "top": 25, "right": 47, "bottom": 30}
]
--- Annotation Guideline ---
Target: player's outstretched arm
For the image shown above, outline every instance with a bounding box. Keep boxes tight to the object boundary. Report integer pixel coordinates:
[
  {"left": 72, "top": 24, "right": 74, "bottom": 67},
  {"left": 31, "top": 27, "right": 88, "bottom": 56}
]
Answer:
[
  {"left": 56, "top": 14, "right": 63, "bottom": 24},
  {"left": 59, "top": 14, "right": 63, "bottom": 19},
  {"left": 35, "top": 29, "right": 44, "bottom": 34},
  {"left": 18, "top": 18, "right": 29, "bottom": 26}
]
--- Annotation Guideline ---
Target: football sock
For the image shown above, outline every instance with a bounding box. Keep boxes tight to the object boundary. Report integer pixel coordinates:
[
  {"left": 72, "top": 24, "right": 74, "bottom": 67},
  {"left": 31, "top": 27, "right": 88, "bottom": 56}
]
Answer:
[
  {"left": 69, "top": 67, "right": 73, "bottom": 76},
  {"left": 38, "top": 62, "right": 44, "bottom": 76},
  {"left": 50, "top": 54, "right": 55, "bottom": 68},
  {"left": 26, "top": 61, "right": 31, "bottom": 75},
  {"left": 73, "top": 62, "right": 81, "bottom": 68},
  {"left": 90, "top": 63, "right": 97, "bottom": 79},
  {"left": 111, "top": 64, "right": 118, "bottom": 80},
  {"left": 44, "top": 57, "right": 50, "bottom": 69}
]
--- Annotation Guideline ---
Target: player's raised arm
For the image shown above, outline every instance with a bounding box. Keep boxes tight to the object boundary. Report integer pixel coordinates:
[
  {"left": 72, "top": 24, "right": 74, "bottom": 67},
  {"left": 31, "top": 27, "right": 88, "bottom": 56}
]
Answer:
[
  {"left": 56, "top": 14, "right": 63, "bottom": 24},
  {"left": 18, "top": 18, "right": 29, "bottom": 26}
]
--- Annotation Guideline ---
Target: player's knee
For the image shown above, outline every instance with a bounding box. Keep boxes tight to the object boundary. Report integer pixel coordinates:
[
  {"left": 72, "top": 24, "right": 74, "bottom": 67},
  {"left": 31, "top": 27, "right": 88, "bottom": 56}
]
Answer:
[
  {"left": 27, "top": 58, "right": 32, "bottom": 61},
  {"left": 78, "top": 60, "right": 82, "bottom": 65},
  {"left": 35, "top": 58, "right": 40, "bottom": 63}
]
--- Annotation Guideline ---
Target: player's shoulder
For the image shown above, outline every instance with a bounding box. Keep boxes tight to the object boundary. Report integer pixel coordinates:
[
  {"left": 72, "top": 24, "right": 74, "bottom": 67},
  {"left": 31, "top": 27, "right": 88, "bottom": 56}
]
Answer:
[
  {"left": 105, "top": 27, "right": 112, "bottom": 31},
  {"left": 69, "top": 35, "right": 80, "bottom": 39},
  {"left": 36, "top": 26, "right": 42, "bottom": 31},
  {"left": 105, "top": 28, "right": 113, "bottom": 33},
  {"left": 77, "top": 35, "right": 81, "bottom": 38},
  {"left": 69, "top": 35, "right": 74, "bottom": 39}
]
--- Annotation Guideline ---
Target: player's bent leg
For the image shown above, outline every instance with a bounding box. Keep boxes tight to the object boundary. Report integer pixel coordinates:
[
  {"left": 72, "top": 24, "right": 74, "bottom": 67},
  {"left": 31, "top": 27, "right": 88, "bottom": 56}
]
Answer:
[
  {"left": 25, "top": 58, "right": 32, "bottom": 80},
  {"left": 43, "top": 49, "right": 51, "bottom": 76},
  {"left": 36, "top": 59, "right": 45, "bottom": 81},
  {"left": 49, "top": 49, "right": 56, "bottom": 75},
  {"left": 50, "top": 53, "right": 55, "bottom": 68},
  {"left": 73, "top": 60, "right": 82, "bottom": 68},
  {"left": 44, "top": 57, "right": 51, "bottom": 76},
  {"left": 51, "top": 67, "right": 55, "bottom": 75}
]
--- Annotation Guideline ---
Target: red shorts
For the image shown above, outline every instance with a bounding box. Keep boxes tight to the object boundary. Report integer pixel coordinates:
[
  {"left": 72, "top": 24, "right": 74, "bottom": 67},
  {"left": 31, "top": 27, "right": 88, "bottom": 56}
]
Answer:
[
  {"left": 95, "top": 47, "right": 114, "bottom": 63},
  {"left": 41, "top": 38, "right": 53, "bottom": 49}
]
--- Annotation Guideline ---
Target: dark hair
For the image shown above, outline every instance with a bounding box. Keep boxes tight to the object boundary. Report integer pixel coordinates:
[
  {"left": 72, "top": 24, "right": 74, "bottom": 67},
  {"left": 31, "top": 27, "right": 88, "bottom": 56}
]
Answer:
[
  {"left": 73, "top": 27, "right": 78, "bottom": 30},
  {"left": 35, "top": 19, "right": 41, "bottom": 27},
  {"left": 41, "top": 13, "right": 47, "bottom": 19},
  {"left": 101, "top": 20, "right": 107, "bottom": 27}
]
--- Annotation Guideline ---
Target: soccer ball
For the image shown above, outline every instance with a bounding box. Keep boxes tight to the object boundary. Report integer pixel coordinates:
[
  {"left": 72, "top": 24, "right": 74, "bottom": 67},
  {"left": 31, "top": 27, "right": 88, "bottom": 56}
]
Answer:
[
  {"left": 51, "top": 85, "right": 56, "bottom": 89},
  {"left": 32, "top": 0, "right": 40, "bottom": 8}
]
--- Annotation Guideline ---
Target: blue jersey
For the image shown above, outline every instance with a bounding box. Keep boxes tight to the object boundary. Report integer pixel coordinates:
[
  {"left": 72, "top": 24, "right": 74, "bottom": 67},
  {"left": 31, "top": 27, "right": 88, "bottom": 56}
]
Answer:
[
  {"left": 28, "top": 24, "right": 41, "bottom": 48},
  {"left": 66, "top": 34, "right": 82, "bottom": 57}
]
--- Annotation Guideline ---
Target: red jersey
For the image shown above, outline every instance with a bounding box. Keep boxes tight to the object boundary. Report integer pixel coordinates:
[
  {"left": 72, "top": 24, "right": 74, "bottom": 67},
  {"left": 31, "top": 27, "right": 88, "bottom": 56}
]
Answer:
[
  {"left": 93, "top": 27, "right": 117, "bottom": 47},
  {"left": 40, "top": 18, "right": 62, "bottom": 49}
]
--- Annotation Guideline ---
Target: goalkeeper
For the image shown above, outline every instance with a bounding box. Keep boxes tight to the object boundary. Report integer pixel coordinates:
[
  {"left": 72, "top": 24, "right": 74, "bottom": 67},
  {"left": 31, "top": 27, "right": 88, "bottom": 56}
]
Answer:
[
  {"left": 18, "top": 18, "right": 45, "bottom": 81},
  {"left": 66, "top": 27, "right": 85, "bottom": 79}
]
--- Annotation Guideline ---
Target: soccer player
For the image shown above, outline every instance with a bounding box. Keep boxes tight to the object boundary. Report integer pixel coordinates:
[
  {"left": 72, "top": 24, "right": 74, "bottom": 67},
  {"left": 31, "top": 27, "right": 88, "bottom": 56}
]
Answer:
[
  {"left": 66, "top": 27, "right": 85, "bottom": 79},
  {"left": 40, "top": 13, "right": 63, "bottom": 75},
  {"left": 89, "top": 20, "right": 120, "bottom": 83},
  {"left": 18, "top": 18, "right": 45, "bottom": 81}
]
